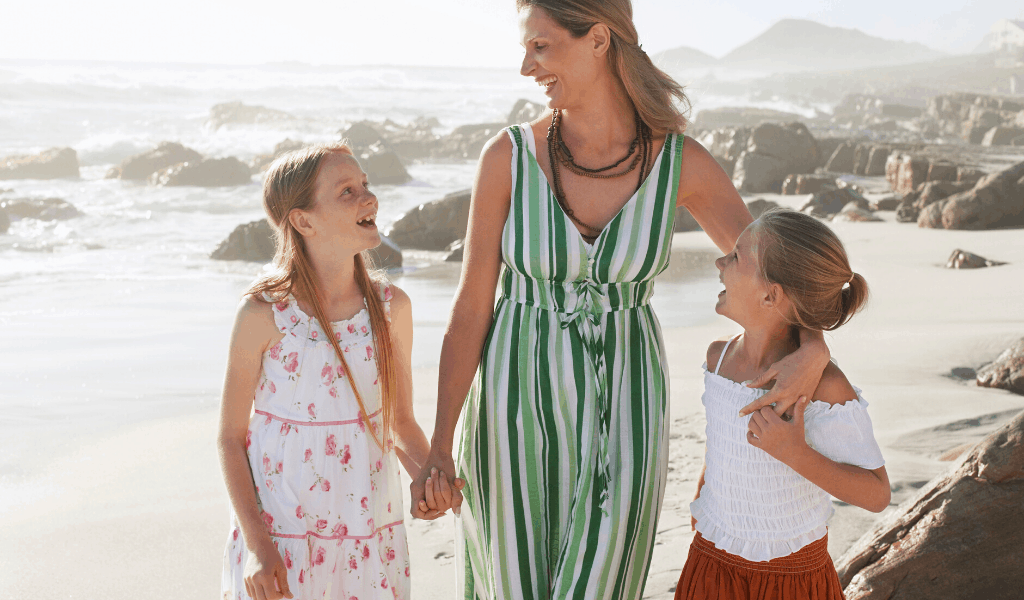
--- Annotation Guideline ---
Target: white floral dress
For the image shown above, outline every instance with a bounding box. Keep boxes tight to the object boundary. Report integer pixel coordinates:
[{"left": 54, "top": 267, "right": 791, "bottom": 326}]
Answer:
[{"left": 222, "top": 287, "right": 410, "bottom": 600}]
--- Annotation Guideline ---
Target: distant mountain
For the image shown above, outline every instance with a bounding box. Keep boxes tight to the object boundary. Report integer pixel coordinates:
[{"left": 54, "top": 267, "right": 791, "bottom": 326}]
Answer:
[
  {"left": 720, "top": 19, "right": 944, "bottom": 73},
  {"left": 652, "top": 46, "right": 719, "bottom": 70}
]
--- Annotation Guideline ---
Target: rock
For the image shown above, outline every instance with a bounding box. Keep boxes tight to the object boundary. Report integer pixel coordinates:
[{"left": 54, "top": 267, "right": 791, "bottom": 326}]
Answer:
[
  {"left": 836, "top": 410, "right": 1024, "bottom": 598},
  {"left": 977, "top": 339, "right": 1024, "bottom": 395},
  {"left": 694, "top": 107, "right": 807, "bottom": 129},
  {"left": 746, "top": 198, "right": 780, "bottom": 219},
  {"left": 206, "top": 101, "right": 294, "bottom": 129},
  {"left": 865, "top": 146, "right": 891, "bottom": 176},
  {"left": 105, "top": 142, "right": 203, "bottom": 180},
  {"left": 880, "top": 103, "right": 922, "bottom": 119},
  {"left": 889, "top": 154, "right": 929, "bottom": 195},
  {"left": 800, "top": 187, "right": 869, "bottom": 218},
  {"left": 957, "top": 167, "right": 985, "bottom": 186},
  {"left": 732, "top": 122, "right": 819, "bottom": 193},
  {"left": 0, "top": 206, "right": 9, "bottom": 233},
  {"left": 248, "top": 139, "right": 307, "bottom": 174},
  {"left": 342, "top": 122, "right": 386, "bottom": 151},
  {"left": 1013, "top": 134, "right": 1024, "bottom": 147},
  {"left": 816, "top": 138, "right": 846, "bottom": 169},
  {"left": 432, "top": 123, "right": 506, "bottom": 160},
  {"left": 895, "top": 198, "right": 921, "bottom": 223},
  {"left": 210, "top": 219, "right": 277, "bottom": 262},
  {"left": 444, "top": 239, "right": 465, "bottom": 262},
  {"left": 674, "top": 207, "right": 701, "bottom": 232},
  {"left": 916, "top": 201, "right": 945, "bottom": 228},
  {"left": 946, "top": 249, "right": 1006, "bottom": 269},
  {"left": 825, "top": 142, "right": 855, "bottom": 173},
  {"left": 781, "top": 174, "right": 834, "bottom": 195},
  {"left": 852, "top": 144, "right": 872, "bottom": 175},
  {"left": 833, "top": 205, "right": 881, "bottom": 222},
  {"left": 0, "top": 197, "right": 80, "bottom": 220},
  {"left": 916, "top": 181, "right": 973, "bottom": 209},
  {"left": 150, "top": 157, "right": 253, "bottom": 187},
  {"left": 871, "top": 197, "right": 900, "bottom": 211},
  {"left": 961, "top": 109, "right": 1002, "bottom": 143},
  {"left": 926, "top": 162, "right": 957, "bottom": 182},
  {"left": 931, "top": 161, "right": 1024, "bottom": 230},
  {"left": 359, "top": 148, "right": 411, "bottom": 185},
  {"left": 366, "top": 235, "right": 403, "bottom": 269},
  {"left": 0, "top": 147, "right": 80, "bottom": 180},
  {"left": 506, "top": 99, "right": 546, "bottom": 125},
  {"left": 696, "top": 127, "right": 750, "bottom": 178},
  {"left": 386, "top": 189, "right": 472, "bottom": 250},
  {"left": 982, "top": 126, "right": 1024, "bottom": 147}
]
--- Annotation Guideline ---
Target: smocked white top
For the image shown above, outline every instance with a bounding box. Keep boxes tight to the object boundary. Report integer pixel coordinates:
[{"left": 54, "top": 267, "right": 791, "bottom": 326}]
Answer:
[{"left": 690, "top": 335, "right": 885, "bottom": 562}]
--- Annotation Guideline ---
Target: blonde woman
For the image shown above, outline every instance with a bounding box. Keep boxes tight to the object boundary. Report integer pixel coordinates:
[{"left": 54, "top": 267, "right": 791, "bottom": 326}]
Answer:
[{"left": 411, "top": 1, "right": 830, "bottom": 598}]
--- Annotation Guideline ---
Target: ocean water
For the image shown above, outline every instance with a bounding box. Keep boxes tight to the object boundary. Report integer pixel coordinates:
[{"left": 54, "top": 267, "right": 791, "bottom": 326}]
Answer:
[{"left": 0, "top": 60, "right": 724, "bottom": 443}]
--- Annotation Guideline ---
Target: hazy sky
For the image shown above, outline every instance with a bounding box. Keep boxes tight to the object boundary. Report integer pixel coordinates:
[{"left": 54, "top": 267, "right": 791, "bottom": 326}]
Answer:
[{"left": 3, "top": 0, "right": 1023, "bottom": 68}]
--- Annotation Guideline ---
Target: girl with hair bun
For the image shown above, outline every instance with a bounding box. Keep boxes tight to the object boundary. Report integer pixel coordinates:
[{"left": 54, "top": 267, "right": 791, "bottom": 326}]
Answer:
[
  {"left": 217, "top": 144, "right": 458, "bottom": 600},
  {"left": 679, "top": 209, "right": 889, "bottom": 599}
]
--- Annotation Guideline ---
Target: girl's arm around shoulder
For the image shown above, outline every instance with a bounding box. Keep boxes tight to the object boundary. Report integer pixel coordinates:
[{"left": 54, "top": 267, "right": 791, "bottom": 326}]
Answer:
[{"left": 676, "top": 136, "right": 753, "bottom": 253}]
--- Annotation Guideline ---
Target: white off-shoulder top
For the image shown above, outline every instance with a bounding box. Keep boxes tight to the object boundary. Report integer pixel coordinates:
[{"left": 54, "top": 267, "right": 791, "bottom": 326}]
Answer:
[{"left": 690, "top": 335, "right": 886, "bottom": 562}]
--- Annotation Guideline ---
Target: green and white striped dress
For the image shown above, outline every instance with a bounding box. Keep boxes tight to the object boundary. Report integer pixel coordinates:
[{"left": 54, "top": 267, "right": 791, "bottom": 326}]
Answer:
[{"left": 455, "top": 123, "right": 684, "bottom": 600}]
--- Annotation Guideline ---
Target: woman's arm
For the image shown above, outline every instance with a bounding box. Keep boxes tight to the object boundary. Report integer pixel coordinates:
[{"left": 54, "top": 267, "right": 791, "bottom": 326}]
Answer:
[
  {"left": 409, "top": 132, "right": 513, "bottom": 518},
  {"left": 217, "top": 297, "right": 293, "bottom": 600},
  {"left": 676, "top": 136, "right": 752, "bottom": 253},
  {"left": 739, "top": 329, "right": 830, "bottom": 417}
]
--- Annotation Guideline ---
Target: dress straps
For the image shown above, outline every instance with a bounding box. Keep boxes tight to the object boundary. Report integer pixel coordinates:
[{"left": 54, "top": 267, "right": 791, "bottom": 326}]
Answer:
[{"left": 714, "top": 334, "right": 742, "bottom": 375}]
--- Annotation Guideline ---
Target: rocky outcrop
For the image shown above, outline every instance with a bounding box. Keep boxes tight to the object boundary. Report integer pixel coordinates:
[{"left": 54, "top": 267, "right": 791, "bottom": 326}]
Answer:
[
  {"left": 105, "top": 142, "right": 203, "bottom": 180},
  {"left": 0, "top": 197, "right": 80, "bottom": 220},
  {"left": 694, "top": 107, "right": 807, "bottom": 130},
  {"left": 916, "top": 181, "right": 973, "bottom": 210},
  {"left": 506, "top": 99, "right": 546, "bottom": 125},
  {"left": 732, "top": 122, "right": 820, "bottom": 193},
  {"left": 367, "top": 235, "right": 403, "bottom": 269},
  {"left": 359, "top": 148, "right": 412, "bottom": 185},
  {"left": 833, "top": 203, "right": 881, "bottom": 223},
  {"left": 210, "top": 219, "right": 277, "bottom": 262},
  {"left": 248, "top": 139, "right": 307, "bottom": 174},
  {"left": 386, "top": 189, "right": 472, "bottom": 250},
  {"left": 977, "top": 339, "right": 1024, "bottom": 395},
  {"left": 836, "top": 409, "right": 1024, "bottom": 599},
  {"left": 918, "top": 160, "right": 1024, "bottom": 230},
  {"left": 871, "top": 197, "right": 900, "bottom": 211},
  {"left": 431, "top": 122, "right": 506, "bottom": 160},
  {"left": 799, "top": 186, "right": 869, "bottom": 218},
  {"left": 946, "top": 249, "right": 1006, "bottom": 269},
  {"left": 781, "top": 173, "right": 834, "bottom": 195},
  {"left": 982, "top": 126, "right": 1024, "bottom": 147},
  {"left": 675, "top": 199, "right": 779, "bottom": 233},
  {"left": 923, "top": 92, "right": 1024, "bottom": 143},
  {"left": 695, "top": 127, "right": 750, "bottom": 178},
  {"left": 206, "top": 101, "right": 294, "bottom": 129},
  {"left": 0, "top": 147, "right": 80, "bottom": 180},
  {"left": 150, "top": 158, "right": 252, "bottom": 187},
  {"left": 444, "top": 239, "right": 465, "bottom": 262}
]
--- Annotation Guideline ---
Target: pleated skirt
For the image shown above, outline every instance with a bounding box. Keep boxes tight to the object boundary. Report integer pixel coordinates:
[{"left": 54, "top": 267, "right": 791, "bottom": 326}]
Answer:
[{"left": 674, "top": 532, "right": 846, "bottom": 600}]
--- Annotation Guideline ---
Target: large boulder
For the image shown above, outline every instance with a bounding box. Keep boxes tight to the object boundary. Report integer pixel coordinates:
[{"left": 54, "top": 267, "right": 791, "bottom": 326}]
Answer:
[
  {"left": 833, "top": 203, "right": 881, "bottom": 223},
  {"left": 696, "top": 127, "right": 750, "bottom": 178},
  {"left": 865, "top": 146, "right": 891, "bottom": 176},
  {"left": 367, "top": 235, "right": 403, "bottom": 269},
  {"left": 506, "top": 99, "right": 546, "bottom": 125},
  {"left": 781, "top": 174, "right": 834, "bottom": 195},
  {"left": 675, "top": 199, "right": 779, "bottom": 233},
  {"left": 925, "top": 162, "right": 957, "bottom": 182},
  {"left": 360, "top": 148, "right": 412, "bottom": 185},
  {"left": 0, "top": 197, "right": 80, "bottom": 220},
  {"left": 800, "top": 186, "right": 869, "bottom": 218},
  {"left": 982, "top": 126, "right": 1024, "bottom": 147},
  {"left": 105, "top": 142, "right": 203, "bottom": 180},
  {"left": 732, "top": 122, "right": 820, "bottom": 193},
  {"left": 431, "top": 123, "right": 506, "bottom": 160},
  {"left": 836, "top": 410, "right": 1024, "bottom": 599},
  {"left": 206, "top": 101, "right": 294, "bottom": 129},
  {"left": 887, "top": 154, "right": 930, "bottom": 195},
  {"left": 977, "top": 338, "right": 1024, "bottom": 395},
  {"left": 916, "top": 181, "right": 973, "bottom": 209},
  {"left": 150, "top": 157, "right": 253, "bottom": 187},
  {"left": 210, "top": 219, "right": 277, "bottom": 262},
  {"left": 248, "top": 139, "right": 307, "bottom": 174},
  {"left": 946, "top": 249, "right": 1006, "bottom": 269},
  {"left": 921, "top": 160, "right": 1024, "bottom": 230},
  {"left": 0, "top": 147, "right": 79, "bottom": 180},
  {"left": 386, "top": 189, "right": 471, "bottom": 250},
  {"left": 825, "top": 142, "right": 855, "bottom": 173}
]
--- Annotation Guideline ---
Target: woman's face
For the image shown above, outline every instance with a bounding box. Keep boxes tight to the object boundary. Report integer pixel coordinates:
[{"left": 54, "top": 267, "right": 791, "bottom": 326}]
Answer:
[
  {"left": 518, "top": 6, "right": 605, "bottom": 110},
  {"left": 302, "top": 152, "right": 380, "bottom": 257}
]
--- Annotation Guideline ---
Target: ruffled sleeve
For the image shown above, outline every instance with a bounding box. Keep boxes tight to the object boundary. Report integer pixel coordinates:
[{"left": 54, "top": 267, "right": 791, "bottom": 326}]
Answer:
[{"left": 803, "top": 390, "right": 885, "bottom": 470}]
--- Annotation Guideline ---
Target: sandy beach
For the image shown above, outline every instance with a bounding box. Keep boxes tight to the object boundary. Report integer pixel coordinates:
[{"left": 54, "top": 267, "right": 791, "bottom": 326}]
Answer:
[{"left": 2, "top": 185, "right": 1024, "bottom": 600}]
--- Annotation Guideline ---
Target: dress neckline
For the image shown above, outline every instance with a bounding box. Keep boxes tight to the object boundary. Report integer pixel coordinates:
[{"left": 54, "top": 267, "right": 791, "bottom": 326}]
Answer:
[{"left": 287, "top": 294, "right": 369, "bottom": 327}]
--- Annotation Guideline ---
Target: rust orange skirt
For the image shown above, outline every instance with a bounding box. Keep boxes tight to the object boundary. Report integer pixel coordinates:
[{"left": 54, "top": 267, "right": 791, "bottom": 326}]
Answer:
[{"left": 674, "top": 532, "right": 845, "bottom": 600}]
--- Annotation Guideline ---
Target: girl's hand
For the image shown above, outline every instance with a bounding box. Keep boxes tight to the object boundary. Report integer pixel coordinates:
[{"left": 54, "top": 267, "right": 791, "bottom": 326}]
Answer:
[
  {"left": 739, "top": 332, "right": 829, "bottom": 417},
  {"left": 746, "top": 396, "right": 809, "bottom": 462},
  {"left": 410, "top": 451, "right": 464, "bottom": 520},
  {"left": 243, "top": 540, "right": 293, "bottom": 600}
]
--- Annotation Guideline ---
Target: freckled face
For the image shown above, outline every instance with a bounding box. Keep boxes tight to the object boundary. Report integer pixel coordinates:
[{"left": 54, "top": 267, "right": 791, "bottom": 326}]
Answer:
[
  {"left": 714, "top": 226, "right": 770, "bottom": 324},
  {"left": 518, "top": 6, "right": 603, "bottom": 109},
  {"left": 307, "top": 152, "right": 380, "bottom": 255}
]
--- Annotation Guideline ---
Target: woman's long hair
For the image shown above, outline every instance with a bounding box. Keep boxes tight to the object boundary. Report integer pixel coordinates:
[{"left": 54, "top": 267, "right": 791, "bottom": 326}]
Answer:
[
  {"left": 517, "top": 0, "right": 691, "bottom": 134},
  {"left": 245, "top": 143, "right": 396, "bottom": 449}
]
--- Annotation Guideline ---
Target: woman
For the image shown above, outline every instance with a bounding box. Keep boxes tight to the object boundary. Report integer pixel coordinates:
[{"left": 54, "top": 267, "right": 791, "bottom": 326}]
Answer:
[{"left": 411, "top": 1, "right": 830, "bottom": 598}]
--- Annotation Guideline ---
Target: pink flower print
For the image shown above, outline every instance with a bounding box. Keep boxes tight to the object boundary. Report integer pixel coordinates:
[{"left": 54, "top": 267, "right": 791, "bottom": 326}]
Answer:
[
  {"left": 232, "top": 528, "right": 239, "bottom": 541},
  {"left": 245, "top": 430, "right": 252, "bottom": 449},
  {"left": 262, "top": 456, "right": 271, "bottom": 474},
  {"left": 360, "top": 496, "right": 369, "bottom": 510},
  {"left": 337, "top": 365, "right": 346, "bottom": 378},
  {"left": 365, "top": 345, "right": 374, "bottom": 360},
  {"left": 262, "top": 511, "right": 274, "bottom": 529},
  {"left": 315, "top": 546, "right": 326, "bottom": 565},
  {"left": 284, "top": 352, "right": 299, "bottom": 373},
  {"left": 362, "top": 545, "right": 371, "bottom": 560},
  {"left": 295, "top": 505, "right": 304, "bottom": 519},
  {"left": 268, "top": 381, "right": 276, "bottom": 394},
  {"left": 325, "top": 434, "right": 337, "bottom": 456},
  {"left": 381, "top": 577, "right": 389, "bottom": 589},
  {"left": 269, "top": 342, "right": 282, "bottom": 360},
  {"left": 264, "top": 414, "right": 273, "bottom": 425},
  {"left": 349, "top": 557, "right": 358, "bottom": 570},
  {"left": 276, "top": 461, "right": 283, "bottom": 473},
  {"left": 307, "top": 403, "right": 316, "bottom": 418},
  {"left": 265, "top": 478, "right": 273, "bottom": 489},
  {"left": 388, "top": 502, "right": 392, "bottom": 513},
  {"left": 321, "top": 363, "right": 334, "bottom": 385},
  {"left": 321, "top": 479, "right": 331, "bottom": 492},
  {"left": 340, "top": 445, "right": 351, "bottom": 465},
  {"left": 329, "top": 387, "right": 337, "bottom": 398},
  {"left": 347, "top": 324, "right": 356, "bottom": 334},
  {"left": 311, "top": 330, "right": 318, "bottom": 339},
  {"left": 386, "top": 548, "right": 396, "bottom": 561},
  {"left": 280, "top": 422, "right": 289, "bottom": 436},
  {"left": 238, "top": 552, "right": 242, "bottom": 564},
  {"left": 290, "top": 314, "right": 298, "bottom": 324},
  {"left": 335, "top": 331, "right": 342, "bottom": 341},
  {"left": 368, "top": 518, "right": 375, "bottom": 531},
  {"left": 384, "top": 286, "right": 393, "bottom": 302},
  {"left": 303, "top": 448, "right": 312, "bottom": 462},
  {"left": 284, "top": 548, "right": 293, "bottom": 569},
  {"left": 375, "top": 459, "right": 382, "bottom": 472},
  {"left": 360, "top": 325, "right": 369, "bottom": 335},
  {"left": 332, "top": 522, "right": 348, "bottom": 536},
  {"left": 298, "top": 569, "right": 305, "bottom": 584},
  {"left": 405, "top": 566, "right": 410, "bottom": 577},
  {"left": 275, "top": 301, "right": 288, "bottom": 312},
  {"left": 316, "top": 519, "right": 328, "bottom": 531}
]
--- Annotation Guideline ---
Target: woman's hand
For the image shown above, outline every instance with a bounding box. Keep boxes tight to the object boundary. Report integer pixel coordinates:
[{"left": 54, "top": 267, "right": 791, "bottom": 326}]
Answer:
[
  {"left": 243, "top": 540, "right": 293, "bottom": 600},
  {"left": 410, "top": 449, "right": 464, "bottom": 520},
  {"left": 746, "top": 397, "right": 809, "bottom": 462},
  {"left": 739, "top": 330, "right": 830, "bottom": 417}
]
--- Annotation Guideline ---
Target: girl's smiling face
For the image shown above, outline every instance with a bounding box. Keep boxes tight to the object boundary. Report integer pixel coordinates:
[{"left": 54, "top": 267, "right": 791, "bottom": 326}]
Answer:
[
  {"left": 714, "top": 225, "right": 773, "bottom": 324},
  {"left": 303, "top": 152, "right": 380, "bottom": 256}
]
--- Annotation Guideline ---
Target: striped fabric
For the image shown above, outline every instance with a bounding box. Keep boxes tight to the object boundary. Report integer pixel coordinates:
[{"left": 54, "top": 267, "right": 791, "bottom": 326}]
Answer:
[{"left": 455, "top": 124, "right": 684, "bottom": 600}]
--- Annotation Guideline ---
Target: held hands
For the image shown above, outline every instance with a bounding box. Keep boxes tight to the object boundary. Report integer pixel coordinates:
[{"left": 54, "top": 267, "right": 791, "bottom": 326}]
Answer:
[
  {"left": 410, "top": 451, "right": 465, "bottom": 520},
  {"left": 745, "top": 396, "right": 809, "bottom": 462},
  {"left": 739, "top": 334, "right": 829, "bottom": 418},
  {"left": 244, "top": 540, "right": 293, "bottom": 600}
]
